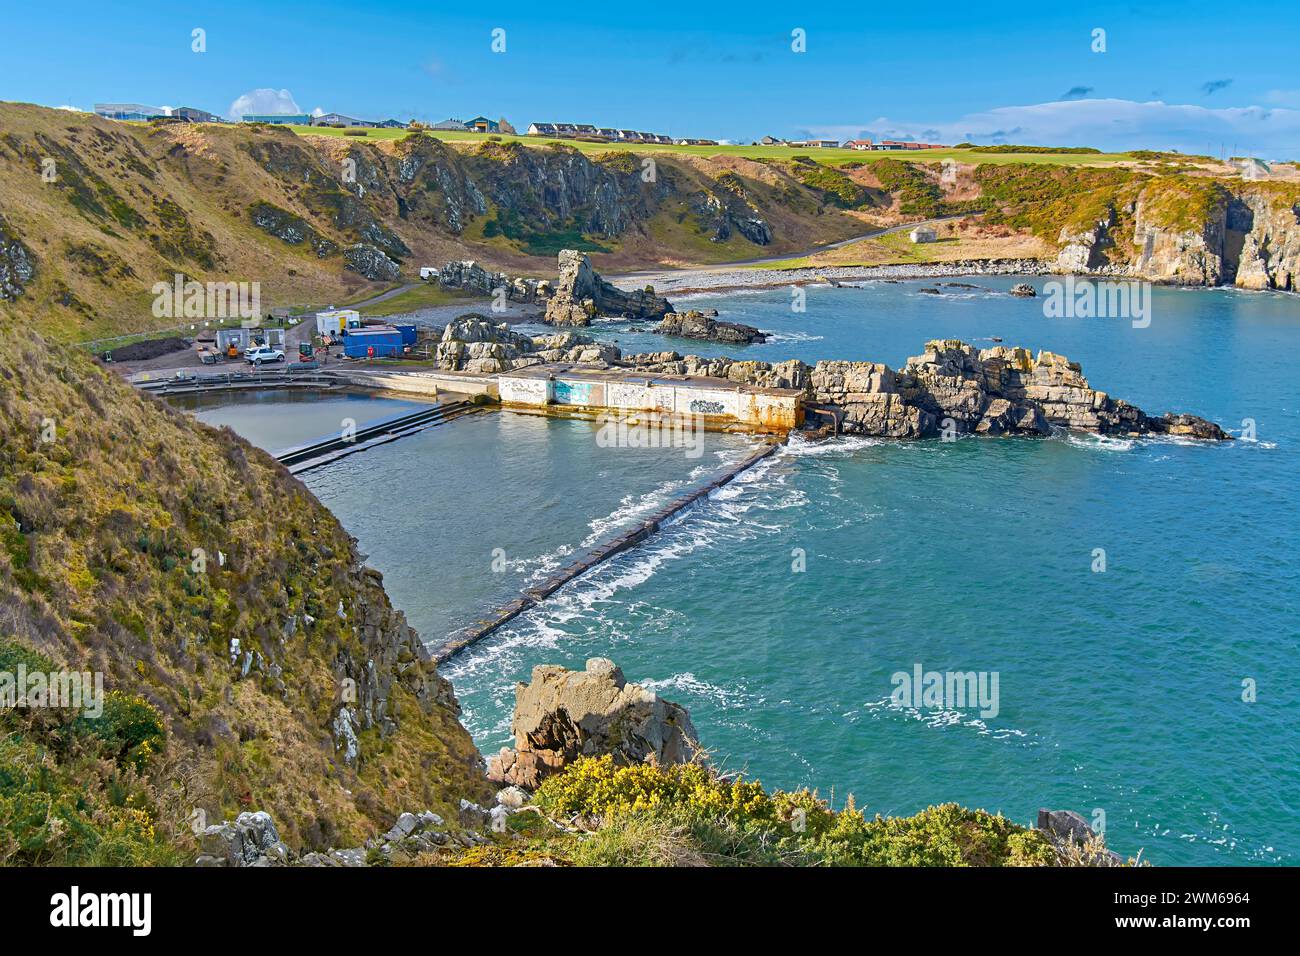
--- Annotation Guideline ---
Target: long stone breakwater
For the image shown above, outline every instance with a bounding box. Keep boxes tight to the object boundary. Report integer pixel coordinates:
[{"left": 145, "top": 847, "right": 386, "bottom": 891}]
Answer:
[{"left": 433, "top": 440, "right": 782, "bottom": 663}]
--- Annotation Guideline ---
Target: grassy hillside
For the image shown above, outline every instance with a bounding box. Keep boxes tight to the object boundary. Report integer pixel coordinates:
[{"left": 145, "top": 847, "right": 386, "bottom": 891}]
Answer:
[
  {"left": 289, "top": 124, "right": 1138, "bottom": 167},
  {"left": 0, "top": 103, "right": 878, "bottom": 340},
  {"left": 2, "top": 103, "right": 1288, "bottom": 347},
  {"left": 0, "top": 320, "right": 490, "bottom": 863}
]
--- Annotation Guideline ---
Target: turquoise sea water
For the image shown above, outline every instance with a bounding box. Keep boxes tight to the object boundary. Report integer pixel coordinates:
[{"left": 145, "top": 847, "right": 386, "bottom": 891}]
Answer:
[
  {"left": 186, "top": 278, "right": 1299, "bottom": 866},
  {"left": 465, "top": 278, "right": 1300, "bottom": 866}
]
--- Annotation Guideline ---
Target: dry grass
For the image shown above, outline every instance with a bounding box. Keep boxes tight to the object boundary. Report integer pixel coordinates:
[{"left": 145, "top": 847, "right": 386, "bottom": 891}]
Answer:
[{"left": 0, "top": 323, "right": 490, "bottom": 853}]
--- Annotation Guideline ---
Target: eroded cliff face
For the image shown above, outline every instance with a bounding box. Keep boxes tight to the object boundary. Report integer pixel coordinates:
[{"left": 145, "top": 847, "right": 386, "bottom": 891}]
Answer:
[{"left": 1054, "top": 179, "right": 1300, "bottom": 290}]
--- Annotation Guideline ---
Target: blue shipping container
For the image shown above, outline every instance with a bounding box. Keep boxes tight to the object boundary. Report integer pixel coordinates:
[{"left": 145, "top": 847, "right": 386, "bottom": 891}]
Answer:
[
  {"left": 394, "top": 324, "right": 417, "bottom": 346},
  {"left": 344, "top": 329, "right": 404, "bottom": 358}
]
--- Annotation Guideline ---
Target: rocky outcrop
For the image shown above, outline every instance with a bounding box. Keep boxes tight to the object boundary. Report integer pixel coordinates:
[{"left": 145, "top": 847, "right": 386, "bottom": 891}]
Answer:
[
  {"left": 248, "top": 201, "right": 338, "bottom": 258},
  {"left": 0, "top": 214, "right": 36, "bottom": 300},
  {"left": 1036, "top": 809, "right": 1124, "bottom": 865},
  {"left": 691, "top": 184, "right": 773, "bottom": 245},
  {"left": 544, "top": 250, "right": 673, "bottom": 326},
  {"left": 487, "top": 657, "right": 701, "bottom": 790},
  {"left": 196, "top": 811, "right": 293, "bottom": 867},
  {"left": 1056, "top": 213, "right": 1115, "bottom": 273},
  {"left": 1229, "top": 189, "right": 1300, "bottom": 291},
  {"left": 656, "top": 309, "right": 767, "bottom": 344},
  {"left": 343, "top": 243, "right": 401, "bottom": 281},
  {"left": 433, "top": 314, "right": 618, "bottom": 373},
  {"left": 436, "top": 259, "right": 551, "bottom": 302},
  {"left": 208, "top": 806, "right": 496, "bottom": 867},
  {"left": 621, "top": 339, "right": 1227, "bottom": 441}
]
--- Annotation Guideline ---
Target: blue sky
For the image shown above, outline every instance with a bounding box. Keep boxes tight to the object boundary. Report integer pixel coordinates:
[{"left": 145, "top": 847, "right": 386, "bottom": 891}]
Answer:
[{"left": 4, "top": 0, "right": 1299, "bottom": 157}]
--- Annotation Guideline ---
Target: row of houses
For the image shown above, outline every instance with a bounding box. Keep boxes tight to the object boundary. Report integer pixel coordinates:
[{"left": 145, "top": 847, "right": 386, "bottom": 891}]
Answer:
[
  {"left": 526, "top": 124, "right": 681, "bottom": 145},
  {"left": 91, "top": 104, "right": 947, "bottom": 154},
  {"left": 761, "top": 135, "right": 949, "bottom": 151}
]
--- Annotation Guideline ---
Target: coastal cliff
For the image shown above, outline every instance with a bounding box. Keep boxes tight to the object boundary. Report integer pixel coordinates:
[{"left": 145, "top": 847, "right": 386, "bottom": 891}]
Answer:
[
  {"left": 983, "top": 166, "right": 1300, "bottom": 290},
  {"left": 0, "top": 326, "right": 490, "bottom": 863}
]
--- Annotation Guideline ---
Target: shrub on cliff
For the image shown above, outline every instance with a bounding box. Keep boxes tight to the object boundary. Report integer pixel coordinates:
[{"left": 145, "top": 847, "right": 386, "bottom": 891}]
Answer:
[{"left": 533, "top": 756, "right": 1060, "bottom": 867}]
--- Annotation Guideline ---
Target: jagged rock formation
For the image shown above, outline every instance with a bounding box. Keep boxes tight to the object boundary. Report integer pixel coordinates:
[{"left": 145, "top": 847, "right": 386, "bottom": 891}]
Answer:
[
  {"left": 544, "top": 250, "right": 673, "bottom": 326},
  {"left": 487, "top": 658, "right": 701, "bottom": 790},
  {"left": 656, "top": 309, "right": 767, "bottom": 344},
  {"left": 436, "top": 259, "right": 551, "bottom": 303},
  {"left": 248, "top": 201, "right": 338, "bottom": 258},
  {"left": 693, "top": 177, "right": 773, "bottom": 244},
  {"left": 433, "top": 315, "right": 619, "bottom": 373},
  {"left": 621, "top": 339, "right": 1227, "bottom": 440}
]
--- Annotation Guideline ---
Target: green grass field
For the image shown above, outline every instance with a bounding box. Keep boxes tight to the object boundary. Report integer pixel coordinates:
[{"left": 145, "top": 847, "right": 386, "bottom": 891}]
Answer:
[
  {"left": 287, "top": 125, "right": 1135, "bottom": 168},
  {"left": 356, "top": 282, "right": 478, "bottom": 317}
]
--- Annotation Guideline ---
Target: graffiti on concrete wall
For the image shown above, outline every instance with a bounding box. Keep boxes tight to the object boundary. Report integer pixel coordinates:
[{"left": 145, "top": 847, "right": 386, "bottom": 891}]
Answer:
[
  {"left": 689, "top": 399, "right": 726, "bottom": 416},
  {"left": 554, "top": 380, "right": 594, "bottom": 405},
  {"left": 501, "top": 377, "right": 548, "bottom": 404}
]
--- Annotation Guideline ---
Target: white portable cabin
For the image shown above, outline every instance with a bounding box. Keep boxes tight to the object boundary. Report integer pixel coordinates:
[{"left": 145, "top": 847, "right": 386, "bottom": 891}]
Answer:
[{"left": 316, "top": 309, "right": 362, "bottom": 335}]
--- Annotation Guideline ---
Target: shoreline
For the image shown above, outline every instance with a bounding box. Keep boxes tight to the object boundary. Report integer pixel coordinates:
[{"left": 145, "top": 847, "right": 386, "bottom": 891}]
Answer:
[{"left": 609, "top": 258, "right": 1052, "bottom": 296}]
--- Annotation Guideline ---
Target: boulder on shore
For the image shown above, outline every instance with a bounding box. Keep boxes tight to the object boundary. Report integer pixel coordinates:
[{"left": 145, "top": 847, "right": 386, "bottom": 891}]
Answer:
[
  {"left": 656, "top": 309, "right": 767, "bottom": 344},
  {"left": 487, "top": 657, "right": 700, "bottom": 790}
]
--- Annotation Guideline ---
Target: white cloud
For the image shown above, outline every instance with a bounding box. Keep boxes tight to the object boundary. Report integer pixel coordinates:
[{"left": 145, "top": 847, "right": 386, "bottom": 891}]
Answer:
[
  {"left": 227, "top": 88, "right": 302, "bottom": 120},
  {"left": 812, "top": 98, "right": 1300, "bottom": 159},
  {"left": 1265, "top": 90, "right": 1300, "bottom": 108},
  {"left": 55, "top": 105, "right": 87, "bottom": 112}
]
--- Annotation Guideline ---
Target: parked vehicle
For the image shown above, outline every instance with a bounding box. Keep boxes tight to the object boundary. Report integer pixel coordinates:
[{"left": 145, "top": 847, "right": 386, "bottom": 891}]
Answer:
[{"left": 245, "top": 346, "right": 286, "bottom": 366}]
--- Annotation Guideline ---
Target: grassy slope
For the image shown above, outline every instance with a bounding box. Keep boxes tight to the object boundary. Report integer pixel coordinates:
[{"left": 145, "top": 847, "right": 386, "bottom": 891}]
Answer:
[
  {"left": 6, "top": 104, "right": 1268, "bottom": 347},
  {"left": 0, "top": 318, "right": 489, "bottom": 861}
]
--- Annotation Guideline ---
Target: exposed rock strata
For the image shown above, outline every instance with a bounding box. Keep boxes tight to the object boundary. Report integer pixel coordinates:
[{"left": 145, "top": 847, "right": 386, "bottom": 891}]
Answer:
[
  {"left": 487, "top": 657, "right": 701, "bottom": 790},
  {"left": 1054, "top": 181, "right": 1300, "bottom": 290}
]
